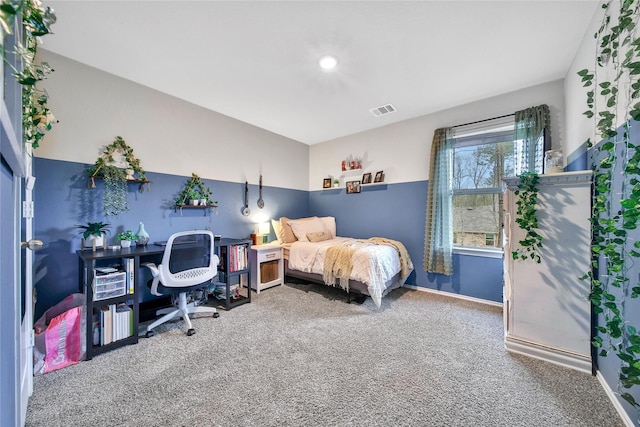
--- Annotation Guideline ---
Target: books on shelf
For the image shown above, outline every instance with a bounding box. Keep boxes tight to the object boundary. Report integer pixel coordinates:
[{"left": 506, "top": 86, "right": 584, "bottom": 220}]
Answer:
[
  {"left": 98, "top": 302, "right": 133, "bottom": 345},
  {"left": 220, "top": 243, "right": 249, "bottom": 272},
  {"left": 124, "top": 258, "right": 135, "bottom": 294}
]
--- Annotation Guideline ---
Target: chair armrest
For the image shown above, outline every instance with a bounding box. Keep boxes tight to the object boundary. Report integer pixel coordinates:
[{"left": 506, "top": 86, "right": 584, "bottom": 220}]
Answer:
[
  {"left": 142, "top": 262, "right": 162, "bottom": 296},
  {"left": 142, "top": 262, "right": 159, "bottom": 276}
]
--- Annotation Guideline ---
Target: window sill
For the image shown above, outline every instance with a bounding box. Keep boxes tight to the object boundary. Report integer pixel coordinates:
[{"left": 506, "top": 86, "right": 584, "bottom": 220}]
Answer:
[{"left": 453, "top": 246, "right": 503, "bottom": 259}]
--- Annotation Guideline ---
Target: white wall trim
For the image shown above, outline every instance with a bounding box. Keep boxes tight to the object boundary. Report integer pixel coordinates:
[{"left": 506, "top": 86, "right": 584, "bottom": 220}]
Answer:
[
  {"left": 596, "top": 370, "right": 634, "bottom": 427},
  {"left": 404, "top": 284, "right": 503, "bottom": 308},
  {"left": 505, "top": 336, "right": 591, "bottom": 374},
  {"left": 453, "top": 246, "right": 503, "bottom": 259}
]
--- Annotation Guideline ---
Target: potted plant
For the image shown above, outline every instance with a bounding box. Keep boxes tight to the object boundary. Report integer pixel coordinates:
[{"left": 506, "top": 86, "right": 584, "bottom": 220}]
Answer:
[
  {"left": 76, "top": 222, "right": 110, "bottom": 250},
  {"left": 333, "top": 179, "right": 340, "bottom": 188},
  {"left": 115, "top": 230, "right": 137, "bottom": 248},
  {"left": 187, "top": 189, "right": 201, "bottom": 206}
]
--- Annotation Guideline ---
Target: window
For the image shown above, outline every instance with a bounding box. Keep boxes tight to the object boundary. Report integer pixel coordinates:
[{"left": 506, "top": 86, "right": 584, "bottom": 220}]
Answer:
[{"left": 452, "top": 124, "right": 515, "bottom": 249}]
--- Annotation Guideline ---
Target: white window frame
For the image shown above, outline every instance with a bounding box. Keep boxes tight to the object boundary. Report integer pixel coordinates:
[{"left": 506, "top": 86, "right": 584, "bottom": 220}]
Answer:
[{"left": 451, "top": 118, "right": 515, "bottom": 256}]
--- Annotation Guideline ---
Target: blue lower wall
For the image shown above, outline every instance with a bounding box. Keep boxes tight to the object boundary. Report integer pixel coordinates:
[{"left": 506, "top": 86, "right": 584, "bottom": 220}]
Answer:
[
  {"left": 33, "top": 158, "right": 309, "bottom": 320},
  {"left": 309, "top": 181, "right": 504, "bottom": 302},
  {"left": 589, "top": 121, "right": 640, "bottom": 423},
  {"left": 34, "top": 158, "right": 504, "bottom": 319}
]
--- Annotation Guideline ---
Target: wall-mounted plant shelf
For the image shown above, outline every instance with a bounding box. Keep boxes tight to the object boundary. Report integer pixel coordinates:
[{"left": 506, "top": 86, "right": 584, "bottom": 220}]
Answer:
[
  {"left": 175, "top": 204, "right": 219, "bottom": 216},
  {"left": 85, "top": 136, "right": 149, "bottom": 216},
  {"left": 88, "top": 176, "right": 150, "bottom": 192},
  {"left": 175, "top": 173, "right": 217, "bottom": 215}
]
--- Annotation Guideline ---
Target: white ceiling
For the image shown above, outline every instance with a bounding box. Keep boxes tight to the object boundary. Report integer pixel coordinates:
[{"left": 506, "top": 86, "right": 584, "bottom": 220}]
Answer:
[{"left": 43, "top": 1, "right": 599, "bottom": 145}]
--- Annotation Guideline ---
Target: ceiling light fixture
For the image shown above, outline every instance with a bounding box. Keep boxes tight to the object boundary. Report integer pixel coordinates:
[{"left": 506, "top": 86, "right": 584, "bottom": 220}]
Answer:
[{"left": 319, "top": 55, "right": 338, "bottom": 71}]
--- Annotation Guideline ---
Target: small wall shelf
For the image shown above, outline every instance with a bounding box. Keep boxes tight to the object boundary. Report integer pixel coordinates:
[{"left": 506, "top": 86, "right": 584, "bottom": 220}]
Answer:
[
  {"left": 174, "top": 173, "right": 216, "bottom": 213},
  {"left": 175, "top": 204, "right": 219, "bottom": 216},
  {"left": 88, "top": 176, "right": 150, "bottom": 192}
]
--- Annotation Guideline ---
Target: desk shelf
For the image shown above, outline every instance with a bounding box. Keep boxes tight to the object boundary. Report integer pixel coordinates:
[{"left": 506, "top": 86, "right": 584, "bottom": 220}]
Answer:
[
  {"left": 213, "top": 238, "right": 252, "bottom": 310},
  {"left": 77, "top": 245, "right": 166, "bottom": 359}
]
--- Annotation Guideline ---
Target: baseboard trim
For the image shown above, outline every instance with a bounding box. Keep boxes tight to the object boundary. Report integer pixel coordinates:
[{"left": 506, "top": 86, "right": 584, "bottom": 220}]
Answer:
[
  {"left": 596, "top": 371, "right": 634, "bottom": 427},
  {"left": 403, "top": 285, "right": 502, "bottom": 308},
  {"left": 505, "top": 336, "right": 591, "bottom": 374}
]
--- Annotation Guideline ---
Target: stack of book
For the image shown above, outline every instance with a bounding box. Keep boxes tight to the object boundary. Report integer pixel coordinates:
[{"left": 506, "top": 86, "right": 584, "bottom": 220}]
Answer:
[{"left": 96, "top": 303, "right": 133, "bottom": 346}]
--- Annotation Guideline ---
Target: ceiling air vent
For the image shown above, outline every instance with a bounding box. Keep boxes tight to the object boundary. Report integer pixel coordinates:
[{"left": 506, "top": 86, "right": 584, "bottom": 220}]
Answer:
[{"left": 369, "top": 103, "right": 397, "bottom": 117}]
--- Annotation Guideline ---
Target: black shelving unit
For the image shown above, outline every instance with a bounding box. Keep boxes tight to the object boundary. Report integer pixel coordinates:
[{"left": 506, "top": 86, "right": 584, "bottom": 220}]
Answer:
[
  {"left": 213, "top": 238, "right": 252, "bottom": 310},
  {"left": 77, "top": 245, "right": 165, "bottom": 359}
]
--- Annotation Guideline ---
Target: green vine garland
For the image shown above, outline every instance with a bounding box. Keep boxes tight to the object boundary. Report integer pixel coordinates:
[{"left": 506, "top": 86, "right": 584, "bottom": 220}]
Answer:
[
  {"left": 512, "top": 172, "right": 542, "bottom": 263},
  {"left": 101, "top": 165, "right": 128, "bottom": 217},
  {"left": 0, "top": 0, "right": 57, "bottom": 149},
  {"left": 578, "top": 0, "right": 640, "bottom": 411}
]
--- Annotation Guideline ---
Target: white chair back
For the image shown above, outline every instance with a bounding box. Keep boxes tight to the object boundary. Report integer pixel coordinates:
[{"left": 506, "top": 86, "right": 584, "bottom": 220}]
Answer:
[{"left": 157, "top": 230, "right": 218, "bottom": 289}]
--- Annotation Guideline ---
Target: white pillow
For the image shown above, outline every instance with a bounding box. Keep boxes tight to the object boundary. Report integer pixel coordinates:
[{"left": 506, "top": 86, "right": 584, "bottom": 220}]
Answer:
[
  {"left": 288, "top": 218, "right": 327, "bottom": 242},
  {"left": 271, "top": 219, "right": 285, "bottom": 242},
  {"left": 319, "top": 216, "right": 336, "bottom": 238}
]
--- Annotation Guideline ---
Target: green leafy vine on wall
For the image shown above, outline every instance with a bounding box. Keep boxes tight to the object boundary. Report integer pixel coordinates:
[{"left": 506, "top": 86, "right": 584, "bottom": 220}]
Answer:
[
  {"left": 578, "top": 0, "right": 640, "bottom": 411},
  {"left": 0, "top": 0, "right": 57, "bottom": 149},
  {"left": 86, "top": 136, "right": 148, "bottom": 217},
  {"left": 511, "top": 172, "right": 542, "bottom": 263}
]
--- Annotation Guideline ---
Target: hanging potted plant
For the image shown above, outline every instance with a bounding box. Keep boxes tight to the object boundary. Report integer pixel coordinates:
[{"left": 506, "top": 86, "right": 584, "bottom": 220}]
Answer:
[
  {"left": 76, "top": 222, "right": 111, "bottom": 250},
  {"left": 86, "top": 136, "right": 148, "bottom": 216}
]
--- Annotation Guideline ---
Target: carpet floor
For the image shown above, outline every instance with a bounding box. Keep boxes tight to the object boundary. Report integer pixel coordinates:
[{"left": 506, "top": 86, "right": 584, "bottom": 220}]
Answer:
[{"left": 25, "top": 282, "right": 623, "bottom": 426}]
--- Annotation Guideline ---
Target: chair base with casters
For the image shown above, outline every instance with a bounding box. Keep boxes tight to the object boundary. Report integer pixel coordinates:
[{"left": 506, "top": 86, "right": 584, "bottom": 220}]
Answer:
[{"left": 143, "top": 283, "right": 219, "bottom": 337}]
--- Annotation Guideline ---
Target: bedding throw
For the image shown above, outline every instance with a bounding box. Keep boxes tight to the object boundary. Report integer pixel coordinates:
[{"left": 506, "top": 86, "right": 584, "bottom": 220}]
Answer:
[
  {"left": 366, "top": 237, "right": 414, "bottom": 280},
  {"left": 323, "top": 240, "right": 359, "bottom": 290},
  {"left": 320, "top": 237, "right": 414, "bottom": 306}
]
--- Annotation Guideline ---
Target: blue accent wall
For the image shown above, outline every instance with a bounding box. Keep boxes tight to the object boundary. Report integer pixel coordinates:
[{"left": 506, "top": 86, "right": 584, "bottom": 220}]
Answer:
[
  {"left": 589, "top": 121, "right": 640, "bottom": 421},
  {"left": 34, "top": 158, "right": 504, "bottom": 320},
  {"left": 309, "top": 181, "right": 504, "bottom": 303},
  {"left": 33, "top": 157, "right": 309, "bottom": 320},
  {"left": 566, "top": 140, "right": 589, "bottom": 172}
]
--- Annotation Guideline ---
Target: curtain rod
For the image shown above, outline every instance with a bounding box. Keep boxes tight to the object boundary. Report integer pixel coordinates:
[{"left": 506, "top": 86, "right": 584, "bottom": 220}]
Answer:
[{"left": 451, "top": 113, "right": 515, "bottom": 129}]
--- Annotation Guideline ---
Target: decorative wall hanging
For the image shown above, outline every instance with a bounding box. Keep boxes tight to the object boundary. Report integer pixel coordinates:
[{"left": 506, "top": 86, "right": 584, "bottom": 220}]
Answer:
[
  {"left": 86, "top": 136, "right": 149, "bottom": 216},
  {"left": 175, "top": 173, "right": 217, "bottom": 215}
]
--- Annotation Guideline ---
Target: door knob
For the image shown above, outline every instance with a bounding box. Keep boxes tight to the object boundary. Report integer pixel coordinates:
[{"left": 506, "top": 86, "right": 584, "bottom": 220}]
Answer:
[{"left": 21, "top": 239, "right": 44, "bottom": 251}]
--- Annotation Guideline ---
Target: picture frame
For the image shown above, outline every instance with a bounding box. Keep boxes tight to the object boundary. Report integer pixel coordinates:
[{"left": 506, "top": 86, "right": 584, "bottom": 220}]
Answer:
[
  {"left": 346, "top": 180, "right": 361, "bottom": 194},
  {"left": 362, "top": 172, "right": 372, "bottom": 184},
  {"left": 374, "top": 171, "right": 385, "bottom": 183},
  {"left": 323, "top": 178, "right": 331, "bottom": 189}
]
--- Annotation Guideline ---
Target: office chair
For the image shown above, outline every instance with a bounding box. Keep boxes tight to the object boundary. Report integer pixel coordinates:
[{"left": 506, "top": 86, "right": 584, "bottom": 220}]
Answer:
[{"left": 143, "top": 230, "right": 220, "bottom": 337}]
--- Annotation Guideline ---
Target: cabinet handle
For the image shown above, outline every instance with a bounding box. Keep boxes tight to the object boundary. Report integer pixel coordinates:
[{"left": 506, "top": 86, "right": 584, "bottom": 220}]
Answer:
[{"left": 265, "top": 253, "right": 275, "bottom": 259}]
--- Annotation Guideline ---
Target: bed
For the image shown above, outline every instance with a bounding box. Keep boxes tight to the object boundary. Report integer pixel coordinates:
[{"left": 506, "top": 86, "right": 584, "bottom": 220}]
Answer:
[{"left": 273, "top": 216, "right": 413, "bottom": 307}]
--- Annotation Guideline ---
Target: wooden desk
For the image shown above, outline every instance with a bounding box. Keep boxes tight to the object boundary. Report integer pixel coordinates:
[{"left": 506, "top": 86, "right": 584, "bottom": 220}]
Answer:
[{"left": 77, "top": 245, "right": 165, "bottom": 359}]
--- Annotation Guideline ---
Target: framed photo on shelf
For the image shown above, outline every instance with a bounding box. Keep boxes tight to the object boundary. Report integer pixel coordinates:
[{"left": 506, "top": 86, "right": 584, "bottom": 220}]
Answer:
[
  {"left": 323, "top": 178, "right": 331, "bottom": 189},
  {"left": 346, "top": 180, "right": 361, "bottom": 194},
  {"left": 374, "top": 171, "right": 385, "bottom": 183},
  {"left": 362, "top": 172, "right": 372, "bottom": 184}
]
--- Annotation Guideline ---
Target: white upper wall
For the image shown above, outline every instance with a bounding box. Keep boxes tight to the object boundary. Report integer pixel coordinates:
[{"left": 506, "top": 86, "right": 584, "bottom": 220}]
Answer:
[
  {"left": 35, "top": 51, "right": 310, "bottom": 191},
  {"left": 309, "top": 80, "right": 565, "bottom": 190},
  {"left": 565, "top": 1, "right": 604, "bottom": 153}
]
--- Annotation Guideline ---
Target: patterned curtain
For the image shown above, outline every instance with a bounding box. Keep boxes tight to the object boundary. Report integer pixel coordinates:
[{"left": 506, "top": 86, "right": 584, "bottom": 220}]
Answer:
[
  {"left": 514, "top": 104, "right": 550, "bottom": 174},
  {"left": 423, "top": 127, "right": 454, "bottom": 275}
]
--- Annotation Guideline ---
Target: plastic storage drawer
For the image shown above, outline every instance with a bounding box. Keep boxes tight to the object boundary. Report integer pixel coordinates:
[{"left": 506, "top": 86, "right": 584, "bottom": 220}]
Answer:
[{"left": 93, "top": 271, "right": 127, "bottom": 301}]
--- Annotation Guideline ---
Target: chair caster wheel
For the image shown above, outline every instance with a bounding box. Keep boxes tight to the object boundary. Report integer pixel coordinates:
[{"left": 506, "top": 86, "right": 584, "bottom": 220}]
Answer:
[
  {"left": 187, "top": 328, "right": 196, "bottom": 336},
  {"left": 213, "top": 312, "right": 220, "bottom": 318},
  {"left": 145, "top": 330, "right": 155, "bottom": 338}
]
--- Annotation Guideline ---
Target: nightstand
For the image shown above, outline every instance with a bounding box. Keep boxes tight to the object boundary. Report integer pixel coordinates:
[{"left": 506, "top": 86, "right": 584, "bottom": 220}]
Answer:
[{"left": 250, "top": 244, "right": 284, "bottom": 294}]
